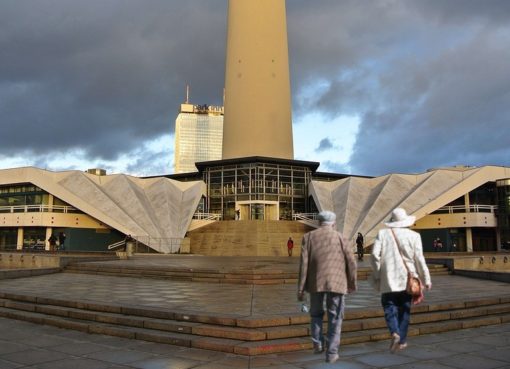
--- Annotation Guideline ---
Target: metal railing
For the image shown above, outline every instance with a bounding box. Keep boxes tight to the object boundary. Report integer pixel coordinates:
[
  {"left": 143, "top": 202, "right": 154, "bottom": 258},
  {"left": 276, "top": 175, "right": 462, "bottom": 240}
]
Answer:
[
  {"left": 293, "top": 213, "right": 319, "bottom": 221},
  {"left": 0, "top": 204, "right": 80, "bottom": 214},
  {"left": 107, "top": 240, "right": 126, "bottom": 250},
  {"left": 136, "top": 237, "right": 185, "bottom": 254},
  {"left": 433, "top": 205, "right": 498, "bottom": 214},
  {"left": 192, "top": 212, "right": 222, "bottom": 221},
  {"left": 107, "top": 237, "right": 185, "bottom": 254}
]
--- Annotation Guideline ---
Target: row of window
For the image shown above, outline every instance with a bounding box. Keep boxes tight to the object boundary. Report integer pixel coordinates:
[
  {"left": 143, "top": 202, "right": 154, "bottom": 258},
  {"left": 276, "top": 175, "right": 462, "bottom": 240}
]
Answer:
[
  {"left": 202, "top": 162, "right": 313, "bottom": 218},
  {"left": 0, "top": 184, "right": 43, "bottom": 194},
  {"left": 0, "top": 185, "right": 72, "bottom": 209}
]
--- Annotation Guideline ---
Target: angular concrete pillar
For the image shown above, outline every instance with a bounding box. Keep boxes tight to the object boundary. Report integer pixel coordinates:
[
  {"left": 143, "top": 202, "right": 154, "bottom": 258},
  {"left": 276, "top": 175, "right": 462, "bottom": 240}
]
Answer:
[
  {"left": 45, "top": 227, "right": 53, "bottom": 251},
  {"left": 222, "top": 0, "right": 294, "bottom": 160},
  {"left": 466, "top": 228, "right": 473, "bottom": 252},
  {"left": 17, "top": 227, "right": 24, "bottom": 250}
]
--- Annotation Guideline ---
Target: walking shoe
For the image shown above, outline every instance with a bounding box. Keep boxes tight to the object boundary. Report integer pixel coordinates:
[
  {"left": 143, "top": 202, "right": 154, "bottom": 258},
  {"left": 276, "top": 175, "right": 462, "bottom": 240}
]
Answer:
[
  {"left": 398, "top": 342, "right": 408, "bottom": 351},
  {"left": 389, "top": 333, "right": 400, "bottom": 353},
  {"left": 313, "top": 342, "right": 323, "bottom": 354},
  {"left": 326, "top": 354, "right": 339, "bottom": 363}
]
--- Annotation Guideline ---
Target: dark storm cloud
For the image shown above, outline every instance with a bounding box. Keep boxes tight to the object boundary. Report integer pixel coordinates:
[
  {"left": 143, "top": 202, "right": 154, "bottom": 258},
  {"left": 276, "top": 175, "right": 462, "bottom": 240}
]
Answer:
[
  {"left": 287, "top": 0, "right": 510, "bottom": 175},
  {"left": 1, "top": 0, "right": 509, "bottom": 175},
  {"left": 0, "top": 0, "right": 227, "bottom": 161}
]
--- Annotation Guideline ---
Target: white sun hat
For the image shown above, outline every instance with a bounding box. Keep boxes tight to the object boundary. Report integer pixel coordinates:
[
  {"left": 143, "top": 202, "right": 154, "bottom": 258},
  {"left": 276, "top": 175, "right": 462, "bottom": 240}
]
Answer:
[{"left": 384, "top": 208, "right": 416, "bottom": 228}]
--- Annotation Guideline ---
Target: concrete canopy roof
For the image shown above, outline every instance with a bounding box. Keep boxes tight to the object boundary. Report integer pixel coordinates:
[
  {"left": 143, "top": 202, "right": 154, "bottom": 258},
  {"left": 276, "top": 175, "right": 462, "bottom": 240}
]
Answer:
[
  {"left": 0, "top": 167, "right": 206, "bottom": 253},
  {"left": 309, "top": 165, "right": 510, "bottom": 245}
]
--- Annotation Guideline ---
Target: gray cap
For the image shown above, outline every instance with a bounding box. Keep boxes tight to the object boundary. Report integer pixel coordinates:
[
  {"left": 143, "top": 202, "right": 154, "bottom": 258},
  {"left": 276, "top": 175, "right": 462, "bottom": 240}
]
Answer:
[{"left": 318, "top": 210, "right": 336, "bottom": 224}]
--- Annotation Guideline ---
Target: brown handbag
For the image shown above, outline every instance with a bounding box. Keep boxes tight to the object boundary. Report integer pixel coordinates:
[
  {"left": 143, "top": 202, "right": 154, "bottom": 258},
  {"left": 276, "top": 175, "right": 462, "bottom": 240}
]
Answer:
[{"left": 390, "top": 229, "right": 424, "bottom": 300}]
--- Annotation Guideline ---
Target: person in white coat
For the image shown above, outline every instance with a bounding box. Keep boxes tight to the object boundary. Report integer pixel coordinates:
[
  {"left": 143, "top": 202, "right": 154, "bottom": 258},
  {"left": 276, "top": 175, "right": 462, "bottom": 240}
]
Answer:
[{"left": 371, "top": 208, "right": 432, "bottom": 353}]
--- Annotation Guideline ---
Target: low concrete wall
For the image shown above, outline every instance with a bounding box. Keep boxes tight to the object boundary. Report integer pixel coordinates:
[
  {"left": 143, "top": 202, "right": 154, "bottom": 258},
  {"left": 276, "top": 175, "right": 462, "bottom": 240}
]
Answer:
[
  {"left": 428, "top": 254, "right": 510, "bottom": 283},
  {"left": 0, "top": 268, "right": 61, "bottom": 280},
  {"left": 425, "top": 253, "right": 510, "bottom": 283},
  {"left": 453, "top": 255, "right": 510, "bottom": 272},
  {"left": 0, "top": 253, "right": 63, "bottom": 269},
  {"left": 453, "top": 270, "right": 510, "bottom": 283},
  {"left": 0, "top": 252, "right": 118, "bottom": 269}
]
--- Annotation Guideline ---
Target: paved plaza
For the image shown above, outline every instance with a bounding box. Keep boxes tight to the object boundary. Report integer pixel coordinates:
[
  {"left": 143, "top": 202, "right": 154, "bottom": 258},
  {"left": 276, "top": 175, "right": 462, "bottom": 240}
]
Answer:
[
  {"left": 0, "top": 255, "right": 509, "bottom": 368},
  {"left": 0, "top": 256, "right": 508, "bottom": 316}
]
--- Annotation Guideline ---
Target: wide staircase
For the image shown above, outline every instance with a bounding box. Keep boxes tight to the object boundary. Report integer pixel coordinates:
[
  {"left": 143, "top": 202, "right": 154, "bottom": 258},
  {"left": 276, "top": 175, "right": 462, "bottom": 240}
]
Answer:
[
  {"left": 0, "top": 252, "right": 505, "bottom": 356},
  {"left": 188, "top": 220, "right": 314, "bottom": 256},
  {"left": 0, "top": 291, "right": 508, "bottom": 356},
  {"left": 63, "top": 260, "right": 450, "bottom": 284}
]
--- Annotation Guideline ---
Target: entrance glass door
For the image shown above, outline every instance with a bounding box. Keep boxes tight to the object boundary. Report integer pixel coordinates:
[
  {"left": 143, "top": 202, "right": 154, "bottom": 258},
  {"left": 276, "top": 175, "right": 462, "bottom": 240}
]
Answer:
[
  {"left": 237, "top": 201, "right": 279, "bottom": 221},
  {"left": 251, "top": 204, "right": 265, "bottom": 220}
]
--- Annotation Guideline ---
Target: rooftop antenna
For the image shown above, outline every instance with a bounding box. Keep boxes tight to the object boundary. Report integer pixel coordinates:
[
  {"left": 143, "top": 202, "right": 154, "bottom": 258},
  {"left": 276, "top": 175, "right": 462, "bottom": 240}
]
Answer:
[
  {"left": 185, "top": 84, "right": 190, "bottom": 104},
  {"left": 223, "top": 87, "right": 225, "bottom": 106}
]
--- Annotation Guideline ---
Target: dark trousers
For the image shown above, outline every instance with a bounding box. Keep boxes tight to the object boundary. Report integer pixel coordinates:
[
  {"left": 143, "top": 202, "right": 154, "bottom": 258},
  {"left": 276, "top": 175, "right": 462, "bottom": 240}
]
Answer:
[
  {"left": 356, "top": 245, "right": 364, "bottom": 260},
  {"left": 381, "top": 291, "right": 412, "bottom": 344}
]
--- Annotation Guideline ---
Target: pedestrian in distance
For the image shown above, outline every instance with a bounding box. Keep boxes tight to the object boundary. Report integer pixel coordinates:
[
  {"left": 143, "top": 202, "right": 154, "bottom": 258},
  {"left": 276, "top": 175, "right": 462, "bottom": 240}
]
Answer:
[
  {"left": 356, "top": 232, "right": 364, "bottom": 261},
  {"left": 436, "top": 237, "right": 443, "bottom": 251},
  {"left": 48, "top": 234, "right": 57, "bottom": 252},
  {"left": 287, "top": 237, "right": 294, "bottom": 256},
  {"left": 370, "top": 208, "right": 432, "bottom": 353},
  {"left": 58, "top": 232, "right": 66, "bottom": 251},
  {"left": 298, "top": 210, "right": 357, "bottom": 364}
]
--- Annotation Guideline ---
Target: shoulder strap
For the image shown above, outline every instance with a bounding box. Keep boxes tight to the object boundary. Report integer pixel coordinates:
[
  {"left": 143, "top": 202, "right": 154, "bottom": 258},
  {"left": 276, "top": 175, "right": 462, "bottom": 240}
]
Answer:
[{"left": 390, "top": 229, "right": 411, "bottom": 274}]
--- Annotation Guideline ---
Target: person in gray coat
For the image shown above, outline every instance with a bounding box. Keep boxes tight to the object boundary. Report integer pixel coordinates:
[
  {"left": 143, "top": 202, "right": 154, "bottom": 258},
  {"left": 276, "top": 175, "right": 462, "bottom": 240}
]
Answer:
[{"left": 298, "top": 210, "right": 357, "bottom": 364}]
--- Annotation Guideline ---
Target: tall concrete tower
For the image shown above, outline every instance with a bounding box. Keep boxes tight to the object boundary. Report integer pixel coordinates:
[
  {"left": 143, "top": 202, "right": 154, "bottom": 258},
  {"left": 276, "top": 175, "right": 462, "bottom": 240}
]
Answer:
[{"left": 222, "top": 0, "right": 294, "bottom": 160}]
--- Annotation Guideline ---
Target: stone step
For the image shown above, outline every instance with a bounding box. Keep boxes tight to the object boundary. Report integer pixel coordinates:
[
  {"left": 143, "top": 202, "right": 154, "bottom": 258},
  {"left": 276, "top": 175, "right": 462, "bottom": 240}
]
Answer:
[
  {"left": 63, "top": 269, "right": 299, "bottom": 285},
  {"left": 0, "top": 293, "right": 509, "bottom": 355},
  {"left": 340, "top": 312, "right": 510, "bottom": 346},
  {"left": 3, "top": 292, "right": 503, "bottom": 328},
  {"left": 188, "top": 220, "right": 315, "bottom": 257},
  {"left": 236, "top": 312, "right": 510, "bottom": 355},
  {"left": 1, "top": 302, "right": 508, "bottom": 356},
  {"left": 62, "top": 264, "right": 449, "bottom": 284},
  {"left": 0, "top": 306, "right": 245, "bottom": 353}
]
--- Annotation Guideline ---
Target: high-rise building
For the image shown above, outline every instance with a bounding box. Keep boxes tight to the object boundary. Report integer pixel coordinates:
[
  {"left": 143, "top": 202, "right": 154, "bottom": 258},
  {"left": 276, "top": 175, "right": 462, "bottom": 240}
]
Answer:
[{"left": 174, "top": 102, "right": 224, "bottom": 173}]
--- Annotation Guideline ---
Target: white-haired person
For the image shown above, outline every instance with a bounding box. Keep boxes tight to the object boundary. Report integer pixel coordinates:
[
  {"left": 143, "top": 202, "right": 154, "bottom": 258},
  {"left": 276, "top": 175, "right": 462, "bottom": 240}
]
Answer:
[
  {"left": 298, "top": 210, "right": 357, "bottom": 364},
  {"left": 371, "top": 208, "right": 432, "bottom": 353}
]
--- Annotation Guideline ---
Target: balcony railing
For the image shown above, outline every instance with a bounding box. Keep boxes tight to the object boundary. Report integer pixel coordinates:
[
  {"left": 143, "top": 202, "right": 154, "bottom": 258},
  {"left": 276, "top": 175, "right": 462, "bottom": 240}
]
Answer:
[
  {"left": 433, "top": 205, "right": 498, "bottom": 214},
  {"left": 293, "top": 213, "right": 318, "bottom": 221},
  {"left": 130, "top": 236, "right": 185, "bottom": 254},
  {"left": 192, "top": 212, "right": 222, "bottom": 221},
  {"left": 0, "top": 205, "right": 80, "bottom": 214}
]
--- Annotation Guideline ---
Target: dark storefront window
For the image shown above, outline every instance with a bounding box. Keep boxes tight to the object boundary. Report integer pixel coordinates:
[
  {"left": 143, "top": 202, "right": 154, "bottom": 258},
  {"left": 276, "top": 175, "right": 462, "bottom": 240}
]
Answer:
[
  {"left": 0, "top": 228, "right": 18, "bottom": 250},
  {"left": 470, "top": 183, "right": 497, "bottom": 207},
  {"left": 22, "top": 227, "right": 46, "bottom": 250},
  {"left": 497, "top": 179, "right": 510, "bottom": 250}
]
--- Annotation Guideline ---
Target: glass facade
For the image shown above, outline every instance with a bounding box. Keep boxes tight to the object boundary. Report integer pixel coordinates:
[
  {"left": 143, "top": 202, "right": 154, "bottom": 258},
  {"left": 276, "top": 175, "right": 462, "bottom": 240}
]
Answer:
[
  {"left": 0, "top": 183, "right": 77, "bottom": 213},
  {"left": 174, "top": 107, "right": 224, "bottom": 173},
  {"left": 202, "top": 160, "right": 314, "bottom": 220},
  {"left": 0, "top": 184, "right": 48, "bottom": 208},
  {"left": 469, "top": 183, "right": 497, "bottom": 206}
]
